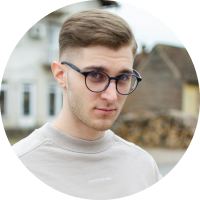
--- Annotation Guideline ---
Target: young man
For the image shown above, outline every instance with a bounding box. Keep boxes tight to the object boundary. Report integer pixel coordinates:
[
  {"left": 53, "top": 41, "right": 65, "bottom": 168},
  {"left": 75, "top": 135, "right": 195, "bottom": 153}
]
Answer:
[{"left": 13, "top": 9, "right": 162, "bottom": 199}]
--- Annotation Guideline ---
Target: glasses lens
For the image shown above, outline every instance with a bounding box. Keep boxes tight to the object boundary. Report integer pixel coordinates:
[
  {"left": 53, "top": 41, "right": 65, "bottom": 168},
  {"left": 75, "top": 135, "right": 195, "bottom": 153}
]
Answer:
[
  {"left": 86, "top": 71, "right": 109, "bottom": 92},
  {"left": 117, "top": 75, "right": 138, "bottom": 94}
]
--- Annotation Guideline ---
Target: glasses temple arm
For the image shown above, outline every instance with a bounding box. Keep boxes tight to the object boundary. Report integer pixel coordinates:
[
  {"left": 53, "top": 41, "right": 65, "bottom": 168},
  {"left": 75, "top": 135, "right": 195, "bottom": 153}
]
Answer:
[{"left": 61, "top": 61, "right": 82, "bottom": 73}]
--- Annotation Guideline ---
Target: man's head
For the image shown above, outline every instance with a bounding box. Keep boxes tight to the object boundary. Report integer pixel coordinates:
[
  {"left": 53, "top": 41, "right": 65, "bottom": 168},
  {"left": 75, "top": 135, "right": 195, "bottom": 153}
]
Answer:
[
  {"left": 59, "top": 9, "right": 137, "bottom": 61},
  {"left": 52, "top": 9, "right": 138, "bottom": 133}
]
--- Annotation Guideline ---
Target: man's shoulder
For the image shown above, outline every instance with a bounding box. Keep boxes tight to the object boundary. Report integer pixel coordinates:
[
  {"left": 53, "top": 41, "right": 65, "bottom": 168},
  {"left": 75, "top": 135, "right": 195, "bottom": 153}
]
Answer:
[
  {"left": 112, "top": 133, "right": 162, "bottom": 180},
  {"left": 12, "top": 126, "right": 48, "bottom": 158},
  {"left": 113, "top": 133, "right": 147, "bottom": 153},
  {"left": 113, "top": 133, "right": 155, "bottom": 162}
]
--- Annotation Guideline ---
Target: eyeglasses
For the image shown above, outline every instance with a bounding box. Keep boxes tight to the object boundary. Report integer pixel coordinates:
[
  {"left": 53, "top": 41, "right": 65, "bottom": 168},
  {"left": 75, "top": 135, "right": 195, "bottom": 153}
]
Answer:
[{"left": 61, "top": 61, "right": 142, "bottom": 95}]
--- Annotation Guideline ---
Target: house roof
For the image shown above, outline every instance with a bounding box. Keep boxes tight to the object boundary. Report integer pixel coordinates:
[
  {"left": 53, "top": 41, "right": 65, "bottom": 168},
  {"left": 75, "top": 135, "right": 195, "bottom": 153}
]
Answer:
[
  {"left": 156, "top": 44, "right": 198, "bottom": 83},
  {"left": 136, "top": 44, "right": 198, "bottom": 84}
]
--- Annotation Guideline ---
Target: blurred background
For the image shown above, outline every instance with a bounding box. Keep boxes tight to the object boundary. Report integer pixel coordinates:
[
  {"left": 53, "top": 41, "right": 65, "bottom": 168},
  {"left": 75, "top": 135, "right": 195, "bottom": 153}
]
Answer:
[{"left": 0, "top": 0, "right": 199, "bottom": 176}]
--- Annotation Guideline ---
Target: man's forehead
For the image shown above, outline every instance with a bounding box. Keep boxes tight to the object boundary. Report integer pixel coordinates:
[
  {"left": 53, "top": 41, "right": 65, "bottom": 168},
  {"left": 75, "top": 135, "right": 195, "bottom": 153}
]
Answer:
[
  {"left": 81, "top": 45, "right": 133, "bottom": 58},
  {"left": 75, "top": 45, "right": 134, "bottom": 70},
  {"left": 60, "top": 45, "right": 134, "bottom": 76}
]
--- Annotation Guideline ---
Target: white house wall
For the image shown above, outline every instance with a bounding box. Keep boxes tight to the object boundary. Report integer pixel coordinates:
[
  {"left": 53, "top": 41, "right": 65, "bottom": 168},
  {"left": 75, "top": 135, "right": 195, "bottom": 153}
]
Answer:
[{"left": 1, "top": 1, "right": 102, "bottom": 131}]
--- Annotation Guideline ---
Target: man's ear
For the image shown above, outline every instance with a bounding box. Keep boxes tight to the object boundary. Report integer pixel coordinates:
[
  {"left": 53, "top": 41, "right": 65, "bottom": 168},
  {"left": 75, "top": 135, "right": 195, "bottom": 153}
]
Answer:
[{"left": 51, "top": 61, "right": 66, "bottom": 88}]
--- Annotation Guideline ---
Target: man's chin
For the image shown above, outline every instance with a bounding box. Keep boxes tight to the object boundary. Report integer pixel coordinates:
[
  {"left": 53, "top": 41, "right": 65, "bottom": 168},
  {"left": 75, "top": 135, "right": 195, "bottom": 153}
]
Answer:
[
  {"left": 89, "top": 120, "right": 114, "bottom": 131},
  {"left": 91, "top": 126, "right": 111, "bottom": 131}
]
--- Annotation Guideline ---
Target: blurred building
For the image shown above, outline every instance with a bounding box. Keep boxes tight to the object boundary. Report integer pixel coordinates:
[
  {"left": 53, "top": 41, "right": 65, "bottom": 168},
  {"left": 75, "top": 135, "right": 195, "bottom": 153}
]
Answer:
[
  {"left": 122, "top": 44, "right": 199, "bottom": 116},
  {"left": 0, "top": 1, "right": 119, "bottom": 135}
]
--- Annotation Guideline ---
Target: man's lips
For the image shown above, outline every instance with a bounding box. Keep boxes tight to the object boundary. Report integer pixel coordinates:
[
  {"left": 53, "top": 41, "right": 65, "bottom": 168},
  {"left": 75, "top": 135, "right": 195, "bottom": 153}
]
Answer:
[
  {"left": 95, "top": 108, "right": 116, "bottom": 115},
  {"left": 96, "top": 108, "right": 115, "bottom": 111}
]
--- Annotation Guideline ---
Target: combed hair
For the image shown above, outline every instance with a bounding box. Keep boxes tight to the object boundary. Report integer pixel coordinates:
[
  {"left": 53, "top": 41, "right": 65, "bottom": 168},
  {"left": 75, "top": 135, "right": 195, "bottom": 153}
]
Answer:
[{"left": 59, "top": 9, "right": 137, "bottom": 58}]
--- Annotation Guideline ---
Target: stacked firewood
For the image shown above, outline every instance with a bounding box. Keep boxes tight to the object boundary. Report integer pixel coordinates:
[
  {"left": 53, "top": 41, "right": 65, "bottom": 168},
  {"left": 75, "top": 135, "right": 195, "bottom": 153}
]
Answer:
[{"left": 111, "top": 109, "right": 198, "bottom": 148}]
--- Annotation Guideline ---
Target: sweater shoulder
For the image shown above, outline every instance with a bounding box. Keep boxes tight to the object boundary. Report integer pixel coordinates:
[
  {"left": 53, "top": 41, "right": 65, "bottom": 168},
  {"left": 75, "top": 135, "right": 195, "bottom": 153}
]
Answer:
[
  {"left": 113, "top": 134, "right": 154, "bottom": 160},
  {"left": 12, "top": 128, "right": 48, "bottom": 158},
  {"left": 113, "top": 135, "right": 163, "bottom": 180}
]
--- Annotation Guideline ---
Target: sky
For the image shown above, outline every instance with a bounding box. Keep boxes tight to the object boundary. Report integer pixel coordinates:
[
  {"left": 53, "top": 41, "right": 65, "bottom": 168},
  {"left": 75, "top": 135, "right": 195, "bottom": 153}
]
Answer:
[{"left": 103, "top": 2, "right": 184, "bottom": 53}]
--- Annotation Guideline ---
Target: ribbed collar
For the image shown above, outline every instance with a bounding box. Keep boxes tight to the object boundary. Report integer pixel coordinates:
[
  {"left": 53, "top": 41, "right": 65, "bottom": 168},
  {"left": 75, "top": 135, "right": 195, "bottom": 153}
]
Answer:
[{"left": 40, "top": 122, "right": 115, "bottom": 154}]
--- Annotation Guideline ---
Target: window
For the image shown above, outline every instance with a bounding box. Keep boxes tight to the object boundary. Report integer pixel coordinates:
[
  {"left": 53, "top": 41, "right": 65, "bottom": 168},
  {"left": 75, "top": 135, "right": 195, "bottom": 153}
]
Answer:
[
  {"left": 47, "top": 83, "right": 62, "bottom": 121},
  {"left": 19, "top": 83, "right": 36, "bottom": 128},
  {"left": 23, "top": 84, "right": 31, "bottom": 115},
  {"left": 49, "top": 86, "right": 56, "bottom": 116},
  {"left": 0, "top": 90, "right": 5, "bottom": 115},
  {"left": 0, "top": 83, "right": 8, "bottom": 116}
]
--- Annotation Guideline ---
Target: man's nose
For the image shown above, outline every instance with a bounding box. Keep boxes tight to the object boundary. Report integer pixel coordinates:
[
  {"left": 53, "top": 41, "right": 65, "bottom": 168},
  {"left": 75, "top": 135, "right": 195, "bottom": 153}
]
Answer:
[{"left": 100, "top": 80, "right": 118, "bottom": 102}]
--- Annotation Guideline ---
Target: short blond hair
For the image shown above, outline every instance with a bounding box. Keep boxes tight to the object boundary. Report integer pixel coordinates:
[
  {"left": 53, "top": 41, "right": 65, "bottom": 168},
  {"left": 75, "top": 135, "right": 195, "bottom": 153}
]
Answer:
[{"left": 59, "top": 9, "right": 137, "bottom": 58}]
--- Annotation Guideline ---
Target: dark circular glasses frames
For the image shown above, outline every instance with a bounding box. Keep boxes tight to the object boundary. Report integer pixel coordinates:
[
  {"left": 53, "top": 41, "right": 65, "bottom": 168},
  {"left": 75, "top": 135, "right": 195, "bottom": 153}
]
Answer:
[{"left": 61, "top": 61, "right": 142, "bottom": 95}]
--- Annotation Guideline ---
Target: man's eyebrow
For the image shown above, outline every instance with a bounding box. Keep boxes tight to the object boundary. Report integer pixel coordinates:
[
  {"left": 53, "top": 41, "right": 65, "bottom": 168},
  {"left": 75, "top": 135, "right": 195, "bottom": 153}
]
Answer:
[{"left": 83, "top": 65, "right": 133, "bottom": 74}]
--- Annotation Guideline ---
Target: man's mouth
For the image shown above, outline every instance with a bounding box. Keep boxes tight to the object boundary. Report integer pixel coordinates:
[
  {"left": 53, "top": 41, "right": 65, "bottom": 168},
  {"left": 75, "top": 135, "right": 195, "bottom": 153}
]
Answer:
[
  {"left": 97, "top": 107, "right": 115, "bottom": 111},
  {"left": 95, "top": 107, "right": 116, "bottom": 115}
]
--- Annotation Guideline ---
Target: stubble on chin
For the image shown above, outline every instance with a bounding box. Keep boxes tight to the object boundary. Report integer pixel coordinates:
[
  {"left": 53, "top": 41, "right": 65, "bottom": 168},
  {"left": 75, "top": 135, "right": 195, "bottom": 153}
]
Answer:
[
  {"left": 66, "top": 78, "right": 125, "bottom": 131},
  {"left": 67, "top": 92, "right": 120, "bottom": 131}
]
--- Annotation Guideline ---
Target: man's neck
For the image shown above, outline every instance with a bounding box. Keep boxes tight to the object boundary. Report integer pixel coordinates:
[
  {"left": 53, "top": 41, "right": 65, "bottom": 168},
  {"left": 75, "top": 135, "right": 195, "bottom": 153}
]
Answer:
[{"left": 53, "top": 109, "right": 105, "bottom": 141}]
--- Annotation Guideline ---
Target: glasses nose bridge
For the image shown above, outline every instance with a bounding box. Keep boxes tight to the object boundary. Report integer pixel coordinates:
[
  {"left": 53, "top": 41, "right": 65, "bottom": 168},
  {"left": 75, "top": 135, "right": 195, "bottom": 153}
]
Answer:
[
  {"left": 105, "top": 76, "right": 118, "bottom": 91},
  {"left": 109, "top": 77, "right": 118, "bottom": 84}
]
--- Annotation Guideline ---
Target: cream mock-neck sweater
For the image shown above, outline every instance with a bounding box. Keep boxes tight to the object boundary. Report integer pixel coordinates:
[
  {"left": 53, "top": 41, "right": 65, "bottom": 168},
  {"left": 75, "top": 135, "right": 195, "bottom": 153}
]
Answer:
[{"left": 12, "top": 122, "right": 162, "bottom": 199}]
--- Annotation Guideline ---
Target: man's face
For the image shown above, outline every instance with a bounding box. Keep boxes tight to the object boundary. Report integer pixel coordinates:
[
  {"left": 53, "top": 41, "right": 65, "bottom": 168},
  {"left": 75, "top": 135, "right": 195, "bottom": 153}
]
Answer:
[{"left": 65, "top": 45, "right": 134, "bottom": 131}]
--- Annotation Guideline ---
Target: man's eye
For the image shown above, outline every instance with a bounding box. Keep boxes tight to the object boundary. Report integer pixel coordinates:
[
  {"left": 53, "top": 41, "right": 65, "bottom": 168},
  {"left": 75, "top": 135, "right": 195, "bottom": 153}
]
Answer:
[
  {"left": 122, "top": 77, "right": 127, "bottom": 80},
  {"left": 90, "top": 72, "right": 100, "bottom": 78},
  {"left": 120, "top": 76, "right": 129, "bottom": 81}
]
